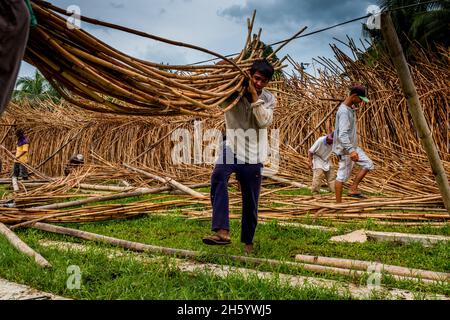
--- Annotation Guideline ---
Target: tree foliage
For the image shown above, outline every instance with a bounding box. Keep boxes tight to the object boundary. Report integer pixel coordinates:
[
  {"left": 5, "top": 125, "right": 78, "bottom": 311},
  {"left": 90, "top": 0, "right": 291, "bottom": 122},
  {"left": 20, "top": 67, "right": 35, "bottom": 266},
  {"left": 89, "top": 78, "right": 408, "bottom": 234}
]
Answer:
[
  {"left": 363, "top": 0, "right": 449, "bottom": 60},
  {"left": 13, "top": 70, "right": 61, "bottom": 103}
]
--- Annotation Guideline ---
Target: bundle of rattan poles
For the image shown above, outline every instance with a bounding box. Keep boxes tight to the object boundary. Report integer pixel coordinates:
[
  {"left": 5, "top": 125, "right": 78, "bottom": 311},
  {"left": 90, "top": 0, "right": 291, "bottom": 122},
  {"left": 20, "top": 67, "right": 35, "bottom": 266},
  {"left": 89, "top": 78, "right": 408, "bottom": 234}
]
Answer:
[
  {"left": 24, "top": 0, "right": 296, "bottom": 117},
  {"left": 1, "top": 98, "right": 448, "bottom": 197},
  {"left": 277, "top": 41, "right": 449, "bottom": 161}
]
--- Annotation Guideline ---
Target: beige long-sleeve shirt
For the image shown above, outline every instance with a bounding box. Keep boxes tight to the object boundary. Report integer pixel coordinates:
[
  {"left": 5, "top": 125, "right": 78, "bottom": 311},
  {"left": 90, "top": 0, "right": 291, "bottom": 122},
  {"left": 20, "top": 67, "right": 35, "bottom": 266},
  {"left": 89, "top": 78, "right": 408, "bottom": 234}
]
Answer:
[{"left": 224, "top": 89, "right": 276, "bottom": 164}]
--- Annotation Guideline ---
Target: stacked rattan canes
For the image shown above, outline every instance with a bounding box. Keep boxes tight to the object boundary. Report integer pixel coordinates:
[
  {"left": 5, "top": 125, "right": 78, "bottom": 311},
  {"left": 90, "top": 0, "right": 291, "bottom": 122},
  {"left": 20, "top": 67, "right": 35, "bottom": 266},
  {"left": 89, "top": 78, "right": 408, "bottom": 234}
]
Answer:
[{"left": 25, "top": 0, "right": 303, "bottom": 117}]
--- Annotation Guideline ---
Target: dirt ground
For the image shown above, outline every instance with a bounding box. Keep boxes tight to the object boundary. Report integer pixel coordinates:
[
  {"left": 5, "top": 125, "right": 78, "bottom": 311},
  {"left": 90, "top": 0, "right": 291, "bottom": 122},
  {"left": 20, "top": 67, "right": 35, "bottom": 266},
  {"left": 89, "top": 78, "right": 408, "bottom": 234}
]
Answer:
[{"left": 0, "top": 277, "right": 67, "bottom": 300}]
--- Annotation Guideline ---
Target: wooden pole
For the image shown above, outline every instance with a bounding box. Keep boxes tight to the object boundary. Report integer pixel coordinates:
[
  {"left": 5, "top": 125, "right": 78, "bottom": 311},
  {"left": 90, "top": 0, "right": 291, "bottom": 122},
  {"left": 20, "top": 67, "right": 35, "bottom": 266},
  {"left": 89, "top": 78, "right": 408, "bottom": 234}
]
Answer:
[
  {"left": 380, "top": 12, "right": 450, "bottom": 213},
  {"left": 11, "top": 177, "right": 19, "bottom": 192},
  {"left": 32, "top": 223, "right": 433, "bottom": 283},
  {"left": 365, "top": 230, "right": 449, "bottom": 247},
  {"left": 295, "top": 254, "right": 449, "bottom": 281},
  {"left": 34, "top": 186, "right": 172, "bottom": 210},
  {"left": 32, "top": 222, "right": 200, "bottom": 258},
  {"left": 0, "top": 222, "right": 51, "bottom": 268},
  {"left": 123, "top": 164, "right": 207, "bottom": 199},
  {"left": 262, "top": 174, "right": 309, "bottom": 189}
]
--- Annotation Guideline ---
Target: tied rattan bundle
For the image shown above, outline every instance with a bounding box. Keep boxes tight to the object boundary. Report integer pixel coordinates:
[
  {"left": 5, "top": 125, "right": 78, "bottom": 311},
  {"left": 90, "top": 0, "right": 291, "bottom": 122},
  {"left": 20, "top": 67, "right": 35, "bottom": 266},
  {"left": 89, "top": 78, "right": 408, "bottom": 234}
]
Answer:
[{"left": 24, "top": 0, "right": 299, "bottom": 117}]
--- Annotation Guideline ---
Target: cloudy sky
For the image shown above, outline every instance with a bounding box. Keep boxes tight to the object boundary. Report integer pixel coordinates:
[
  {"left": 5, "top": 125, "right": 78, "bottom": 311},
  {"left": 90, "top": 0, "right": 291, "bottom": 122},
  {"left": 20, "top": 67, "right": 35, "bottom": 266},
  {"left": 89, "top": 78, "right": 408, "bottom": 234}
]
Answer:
[{"left": 19, "top": 0, "right": 377, "bottom": 78}]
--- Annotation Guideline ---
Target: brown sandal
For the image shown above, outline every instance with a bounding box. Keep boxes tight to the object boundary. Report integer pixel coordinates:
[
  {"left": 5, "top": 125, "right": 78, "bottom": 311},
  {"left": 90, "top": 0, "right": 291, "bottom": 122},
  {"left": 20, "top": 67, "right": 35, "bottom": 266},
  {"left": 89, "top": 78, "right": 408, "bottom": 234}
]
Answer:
[{"left": 202, "top": 234, "right": 231, "bottom": 245}]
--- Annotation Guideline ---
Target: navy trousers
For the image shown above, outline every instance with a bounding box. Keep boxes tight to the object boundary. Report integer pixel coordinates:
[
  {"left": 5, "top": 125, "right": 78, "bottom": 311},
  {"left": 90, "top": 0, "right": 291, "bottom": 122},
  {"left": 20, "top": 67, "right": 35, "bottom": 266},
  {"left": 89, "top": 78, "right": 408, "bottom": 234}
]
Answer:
[{"left": 210, "top": 146, "right": 263, "bottom": 245}]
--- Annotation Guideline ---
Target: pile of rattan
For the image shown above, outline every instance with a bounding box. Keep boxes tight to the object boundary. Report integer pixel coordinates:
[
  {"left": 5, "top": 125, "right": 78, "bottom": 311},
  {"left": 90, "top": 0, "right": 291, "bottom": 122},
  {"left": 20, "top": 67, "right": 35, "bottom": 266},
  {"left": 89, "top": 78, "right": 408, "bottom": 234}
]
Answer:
[
  {"left": 25, "top": 0, "right": 293, "bottom": 116},
  {"left": 0, "top": 155, "right": 447, "bottom": 225},
  {"left": 1, "top": 3, "right": 448, "bottom": 225},
  {"left": 2, "top": 39, "right": 449, "bottom": 198}
]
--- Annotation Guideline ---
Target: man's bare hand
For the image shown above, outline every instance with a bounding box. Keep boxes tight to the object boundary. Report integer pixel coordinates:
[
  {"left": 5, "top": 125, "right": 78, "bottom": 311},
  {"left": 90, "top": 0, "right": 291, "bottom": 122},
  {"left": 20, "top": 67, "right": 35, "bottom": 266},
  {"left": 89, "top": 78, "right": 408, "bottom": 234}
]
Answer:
[
  {"left": 350, "top": 151, "right": 359, "bottom": 162},
  {"left": 247, "top": 78, "right": 259, "bottom": 103}
]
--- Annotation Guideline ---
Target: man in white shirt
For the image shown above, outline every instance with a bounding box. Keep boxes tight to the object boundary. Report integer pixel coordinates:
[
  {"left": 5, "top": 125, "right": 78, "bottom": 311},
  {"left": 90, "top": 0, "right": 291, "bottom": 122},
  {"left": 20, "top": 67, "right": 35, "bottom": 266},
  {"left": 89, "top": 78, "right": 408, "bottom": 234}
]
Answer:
[
  {"left": 203, "top": 59, "right": 276, "bottom": 255},
  {"left": 308, "top": 132, "right": 335, "bottom": 195},
  {"left": 333, "top": 85, "right": 374, "bottom": 203}
]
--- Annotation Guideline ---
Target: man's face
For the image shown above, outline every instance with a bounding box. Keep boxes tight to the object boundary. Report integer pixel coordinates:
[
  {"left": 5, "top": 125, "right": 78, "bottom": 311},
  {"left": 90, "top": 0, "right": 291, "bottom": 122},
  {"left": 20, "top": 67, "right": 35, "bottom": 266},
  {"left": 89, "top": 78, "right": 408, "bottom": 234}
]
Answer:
[
  {"left": 251, "top": 71, "right": 270, "bottom": 94},
  {"left": 351, "top": 94, "right": 364, "bottom": 109}
]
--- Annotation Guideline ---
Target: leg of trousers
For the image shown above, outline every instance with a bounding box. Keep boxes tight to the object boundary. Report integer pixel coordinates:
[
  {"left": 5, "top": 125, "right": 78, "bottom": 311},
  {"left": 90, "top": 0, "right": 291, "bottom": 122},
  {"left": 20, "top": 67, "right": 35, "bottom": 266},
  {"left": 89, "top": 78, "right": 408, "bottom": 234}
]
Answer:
[
  {"left": 0, "top": 0, "right": 30, "bottom": 113},
  {"left": 210, "top": 163, "right": 236, "bottom": 232},
  {"left": 311, "top": 169, "right": 324, "bottom": 194},
  {"left": 236, "top": 164, "right": 263, "bottom": 244},
  {"left": 12, "top": 162, "right": 20, "bottom": 177},
  {"left": 325, "top": 168, "right": 336, "bottom": 192},
  {"left": 19, "top": 164, "right": 28, "bottom": 179}
]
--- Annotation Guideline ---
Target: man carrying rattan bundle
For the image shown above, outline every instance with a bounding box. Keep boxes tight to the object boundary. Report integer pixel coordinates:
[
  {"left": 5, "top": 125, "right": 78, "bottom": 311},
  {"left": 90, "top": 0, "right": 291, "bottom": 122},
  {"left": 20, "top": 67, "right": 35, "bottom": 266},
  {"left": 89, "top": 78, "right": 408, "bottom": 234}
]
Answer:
[
  {"left": 202, "top": 59, "right": 276, "bottom": 255},
  {"left": 308, "top": 132, "right": 336, "bottom": 195},
  {"left": 333, "top": 84, "right": 374, "bottom": 203},
  {"left": 0, "top": 0, "right": 36, "bottom": 114}
]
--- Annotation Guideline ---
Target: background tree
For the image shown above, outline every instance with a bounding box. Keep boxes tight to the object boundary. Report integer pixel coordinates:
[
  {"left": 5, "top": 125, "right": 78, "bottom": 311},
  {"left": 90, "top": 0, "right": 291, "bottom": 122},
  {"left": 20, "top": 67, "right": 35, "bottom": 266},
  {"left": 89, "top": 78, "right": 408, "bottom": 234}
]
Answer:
[
  {"left": 13, "top": 70, "right": 61, "bottom": 103},
  {"left": 363, "top": 0, "right": 449, "bottom": 60}
]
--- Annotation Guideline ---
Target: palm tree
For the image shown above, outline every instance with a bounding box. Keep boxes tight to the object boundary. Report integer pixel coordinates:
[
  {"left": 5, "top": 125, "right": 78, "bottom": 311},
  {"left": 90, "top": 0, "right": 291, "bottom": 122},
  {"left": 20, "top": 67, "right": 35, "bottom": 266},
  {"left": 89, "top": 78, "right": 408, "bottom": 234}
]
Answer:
[
  {"left": 363, "top": 0, "right": 449, "bottom": 59},
  {"left": 409, "top": 0, "right": 450, "bottom": 48},
  {"left": 13, "top": 70, "right": 61, "bottom": 102}
]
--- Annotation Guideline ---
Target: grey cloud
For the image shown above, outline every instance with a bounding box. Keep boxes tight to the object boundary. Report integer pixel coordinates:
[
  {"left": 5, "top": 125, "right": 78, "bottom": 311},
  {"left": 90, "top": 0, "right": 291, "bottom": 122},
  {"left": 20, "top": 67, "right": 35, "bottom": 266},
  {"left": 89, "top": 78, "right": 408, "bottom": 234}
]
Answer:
[
  {"left": 110, "top": 2, "right": 125, "bottom": 9},
  {"left": 219, "top": 0, "right": 372, "bottom": 30}
]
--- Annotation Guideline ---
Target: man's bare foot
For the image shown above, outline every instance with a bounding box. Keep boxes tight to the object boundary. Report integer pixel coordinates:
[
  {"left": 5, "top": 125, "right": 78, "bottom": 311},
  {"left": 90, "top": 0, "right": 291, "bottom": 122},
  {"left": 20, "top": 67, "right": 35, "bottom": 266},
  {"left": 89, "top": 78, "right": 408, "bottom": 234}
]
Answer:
[
  {"left": 202, "top": 229, "right": 231, "bottom": 245},
  {"left": 217, "top": 229, "right": 230, "bottom": 239},
  {"left": 244, "top": 244, "right": 254, "bottom": 255}
]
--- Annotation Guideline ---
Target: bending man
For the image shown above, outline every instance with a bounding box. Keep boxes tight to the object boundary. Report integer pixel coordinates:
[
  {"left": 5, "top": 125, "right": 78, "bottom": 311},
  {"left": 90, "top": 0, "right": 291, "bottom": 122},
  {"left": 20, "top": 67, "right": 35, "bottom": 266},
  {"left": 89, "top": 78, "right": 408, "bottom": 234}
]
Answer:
[{"left": 308, "top": 132, "right": 335, "bottom": 195}]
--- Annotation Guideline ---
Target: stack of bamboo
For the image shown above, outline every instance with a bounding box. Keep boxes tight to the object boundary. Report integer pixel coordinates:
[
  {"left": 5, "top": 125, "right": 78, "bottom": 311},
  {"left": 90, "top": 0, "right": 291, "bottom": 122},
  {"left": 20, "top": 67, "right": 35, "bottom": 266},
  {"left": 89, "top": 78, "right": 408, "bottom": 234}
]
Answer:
[
  {"left": 1, "top": 9, "right": 448, "bottom": 218},
  {"left": 277, "top": 42, "right": 449, "bottom": 160},
  {"left": 24, "top": 0, "right": 289, "bottom": 116},
  {"left": 0, "top": 160, "right": 447, "bottom": 225}
]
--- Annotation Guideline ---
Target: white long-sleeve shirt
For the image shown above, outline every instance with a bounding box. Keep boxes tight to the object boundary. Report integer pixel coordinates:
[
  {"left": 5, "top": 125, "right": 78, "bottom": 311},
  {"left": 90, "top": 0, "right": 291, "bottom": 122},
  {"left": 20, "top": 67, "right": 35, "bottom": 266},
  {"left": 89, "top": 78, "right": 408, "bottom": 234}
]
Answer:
[
  {"left": 332, "top": 103, "right": 358, "bottom": 156},
  {"left": 224, "top": 89, "right": 276, "bottom": 164},
  {"left": 309, "top": 136, "right": 332, "bottom": 171}
]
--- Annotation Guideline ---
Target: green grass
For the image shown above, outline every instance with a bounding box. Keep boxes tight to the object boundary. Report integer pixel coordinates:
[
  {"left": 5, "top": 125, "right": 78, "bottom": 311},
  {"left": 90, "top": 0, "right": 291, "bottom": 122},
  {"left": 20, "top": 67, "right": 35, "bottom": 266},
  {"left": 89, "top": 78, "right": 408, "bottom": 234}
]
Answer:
[
  {"left": 274, "top": 188, "right": 314, "bottom": 196},
  {"left": 0, "top": 186, "right": 448, "bottom": 300},
  {"left": 0, "top": 185, "right": 9, "bottom": 198},
  {"left": 0, "top": 233, "right": 345, "bottom": 300},
  {"left": 0, "top": 214, "right": 448, "bottom": 299}
]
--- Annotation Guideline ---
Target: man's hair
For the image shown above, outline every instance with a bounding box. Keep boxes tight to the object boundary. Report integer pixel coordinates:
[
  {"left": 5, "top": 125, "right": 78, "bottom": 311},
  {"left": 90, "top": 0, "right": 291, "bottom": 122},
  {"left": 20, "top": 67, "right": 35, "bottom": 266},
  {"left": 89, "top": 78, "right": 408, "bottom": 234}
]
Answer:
[
  {"left": 250, "top": 59, "right": 275, "bottom": 80},
  {"left": 349, "top": 84, "right": 367, "bottom": 97},
  {"left": 16, "top": 128, "right": 24, "bottom": 137}
]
